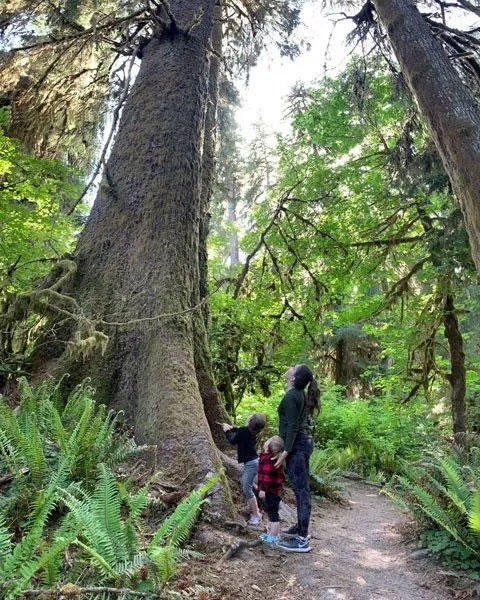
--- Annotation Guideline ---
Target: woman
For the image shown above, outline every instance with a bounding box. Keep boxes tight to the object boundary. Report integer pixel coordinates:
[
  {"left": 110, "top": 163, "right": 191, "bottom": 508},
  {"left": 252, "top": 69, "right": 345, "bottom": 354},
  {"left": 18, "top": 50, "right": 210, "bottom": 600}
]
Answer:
[{"left": 274, "top": 364, "right": 320, "bottom": 553}]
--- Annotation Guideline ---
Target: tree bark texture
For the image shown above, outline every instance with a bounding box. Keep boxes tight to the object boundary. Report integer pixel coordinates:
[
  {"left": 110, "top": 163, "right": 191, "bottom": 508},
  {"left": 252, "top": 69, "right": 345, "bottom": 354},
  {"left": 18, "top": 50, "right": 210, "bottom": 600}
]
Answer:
[
  {"left": 193, "top": 7, "right": 231, "bottom": 448},
  {"left": 373, "top": 0, "right": 480, "bottom": 272},
  {"left": 67, "top": 1, "right": 229, "bottom": 492},
  {"left": 443, "top": 292, "right": 467, "bottom": 436}
]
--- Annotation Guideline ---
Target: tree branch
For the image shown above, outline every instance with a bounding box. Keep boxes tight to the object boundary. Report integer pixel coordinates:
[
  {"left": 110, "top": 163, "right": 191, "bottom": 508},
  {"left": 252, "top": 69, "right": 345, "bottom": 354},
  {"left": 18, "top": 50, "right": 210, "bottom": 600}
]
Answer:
[{"left": 20, "top": 583, "right": 165, "bottom": 598}]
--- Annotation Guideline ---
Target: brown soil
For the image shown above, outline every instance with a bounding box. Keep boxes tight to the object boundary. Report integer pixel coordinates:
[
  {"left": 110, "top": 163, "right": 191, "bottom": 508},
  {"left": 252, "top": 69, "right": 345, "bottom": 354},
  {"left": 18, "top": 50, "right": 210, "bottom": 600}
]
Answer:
[{"left": 180, "top": 481, "right": 477, "bottom": 600}]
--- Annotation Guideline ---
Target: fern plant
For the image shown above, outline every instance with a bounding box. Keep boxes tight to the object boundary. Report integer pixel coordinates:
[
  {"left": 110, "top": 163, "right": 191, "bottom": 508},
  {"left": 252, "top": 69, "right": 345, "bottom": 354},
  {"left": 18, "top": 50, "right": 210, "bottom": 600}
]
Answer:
[
  {"left": 60, "top": 464, "right": 149, "bottom": 582},
  {"left": 309, "top": 448, "right": 343, "bottom": 501},
  {"left": 0, "top": 377, "right": 138, "bottom": 523},
  {"left": 0, "top": 376, "right": 221, "bottom": 597},
  {"left": 469, "top": 490, "right": 480, "bottom": 535},
  {"left": 386, "top": 451, "right": 480, "bottom": 571},
  {"left": 63, "top": 466, "right": 219, "bottom": 587},
  {"left": 147, "top": 473, "right": 220, "bottom": 582},
  {"left": 0, "top": 464, "right": 77, "bottom": 599}
]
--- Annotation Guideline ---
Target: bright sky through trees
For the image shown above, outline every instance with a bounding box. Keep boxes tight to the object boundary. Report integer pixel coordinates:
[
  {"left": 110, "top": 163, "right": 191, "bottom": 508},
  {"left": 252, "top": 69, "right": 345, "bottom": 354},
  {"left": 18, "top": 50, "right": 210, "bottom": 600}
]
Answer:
[{"left": 237, "top": 1, "right": 354, "bottom": 143}]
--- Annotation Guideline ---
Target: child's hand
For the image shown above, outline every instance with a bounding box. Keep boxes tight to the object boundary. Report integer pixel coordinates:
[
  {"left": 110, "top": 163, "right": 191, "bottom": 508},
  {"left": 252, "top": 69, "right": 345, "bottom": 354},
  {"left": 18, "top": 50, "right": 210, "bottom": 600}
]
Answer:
[
  {"left": 259, "top": 490, "right": 266, "bottom": 499},
  {"left": 221, "top": 422, "right": 233, "bottom": 432}
]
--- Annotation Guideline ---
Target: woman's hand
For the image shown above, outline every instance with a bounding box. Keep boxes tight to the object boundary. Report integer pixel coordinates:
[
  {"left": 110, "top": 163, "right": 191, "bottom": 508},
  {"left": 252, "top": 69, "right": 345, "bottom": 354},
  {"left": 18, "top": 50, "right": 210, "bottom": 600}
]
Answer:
[
  {"left": 259, "top": 490, "right": 266, "bottom": 499},
  {"left": 274, "top": 450, "right": 288, "bottom": 468},
  {"left": 220, "top": 422, "right": 233, "bottom": 432}
]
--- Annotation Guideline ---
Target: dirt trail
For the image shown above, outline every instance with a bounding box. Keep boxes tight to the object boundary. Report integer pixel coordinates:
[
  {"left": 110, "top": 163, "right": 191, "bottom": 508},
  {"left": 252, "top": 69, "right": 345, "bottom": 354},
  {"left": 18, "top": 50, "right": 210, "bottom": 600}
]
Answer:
[{"left": 189, "top": 481, "right": 462, "bottom": 600}]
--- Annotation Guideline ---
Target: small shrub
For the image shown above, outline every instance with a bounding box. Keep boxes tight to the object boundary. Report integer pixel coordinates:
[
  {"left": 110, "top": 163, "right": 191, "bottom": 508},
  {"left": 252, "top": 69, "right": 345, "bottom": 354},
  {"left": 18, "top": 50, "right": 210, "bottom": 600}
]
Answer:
[
  {"left": 309, "top": 448, "right": 344, "bottom": 501},
  {"left": 386, "top": 451, "right": 480, "bottom": 573},
  {"left": 313, "top": 387, "right": 441, "bottom": 480}
]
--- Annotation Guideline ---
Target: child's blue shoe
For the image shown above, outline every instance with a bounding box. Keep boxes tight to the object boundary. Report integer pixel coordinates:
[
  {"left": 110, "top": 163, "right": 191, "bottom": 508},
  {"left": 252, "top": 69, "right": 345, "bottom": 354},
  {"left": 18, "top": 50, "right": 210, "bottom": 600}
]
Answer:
[{"left": 260, "top": 533, "right": 280, "bottom": 545}]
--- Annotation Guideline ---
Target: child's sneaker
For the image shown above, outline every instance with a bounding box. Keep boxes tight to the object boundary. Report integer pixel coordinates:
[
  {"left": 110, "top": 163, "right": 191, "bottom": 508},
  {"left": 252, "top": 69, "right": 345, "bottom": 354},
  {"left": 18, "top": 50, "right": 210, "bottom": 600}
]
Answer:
[
  {"left": 248, "top": 514, "right": 262, "bottom": 526},
  {"left": 260, "top": 533, "right": 280, "bottom": 545},
  {"left": 276, "top": 535, "right": 311, "bottom": 553}
]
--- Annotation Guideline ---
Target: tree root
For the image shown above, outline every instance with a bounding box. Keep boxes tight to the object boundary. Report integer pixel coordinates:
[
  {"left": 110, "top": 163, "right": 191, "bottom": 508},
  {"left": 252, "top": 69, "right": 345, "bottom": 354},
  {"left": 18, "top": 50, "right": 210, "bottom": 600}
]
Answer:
[
  {"left": 219, "top": 538, "right": 262, "bottom": 561},
  {"left": 223, "top": 520, "right": 248, "bottom": 533},
  {"left": 219, "top": 451, "right": 243, "bottom": 481},
  {"left": 19, "top": 582, "right": 166, "bottom": 598}
]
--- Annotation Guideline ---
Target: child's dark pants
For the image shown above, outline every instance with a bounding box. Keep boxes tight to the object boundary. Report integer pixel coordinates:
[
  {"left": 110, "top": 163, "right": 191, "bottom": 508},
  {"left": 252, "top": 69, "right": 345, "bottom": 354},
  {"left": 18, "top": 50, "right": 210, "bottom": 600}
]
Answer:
[{"left": 265, "top": 492, "right": 281, "bottom": 522}]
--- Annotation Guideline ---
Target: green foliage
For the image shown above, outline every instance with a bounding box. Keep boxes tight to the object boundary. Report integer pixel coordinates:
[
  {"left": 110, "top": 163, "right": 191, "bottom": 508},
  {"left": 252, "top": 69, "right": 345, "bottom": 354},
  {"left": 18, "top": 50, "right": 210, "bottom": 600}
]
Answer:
[
  {"left": 61, "top": 465, "right": 137, "bottom": 575},
  {"left": 0, "top": 110, "right": 85, "bottom": 386},
  {"left": 420, "top": 529, "right": 480, "bottom": 573},
  {"left": 0, "top": 464, "right": 76, "bottom": 598},
  {"left": 0, "top": 109, "right": 82, "bottom": 296},
  {"left": 64, "top": 467, "right": 218, "bottom": 585},
  {"left": 386, "top": 452, "right": 480, "bottom": 572},
  {"left": 0, "top": 377, "right": 218, "bottom": 597},
  {"left": 148, "top": 473, "right": 220, "bottom": 582},
  {"left": 309, "top": 448, "right": 343, "bottom": 501},
  {"left": 209, "top": 58, "right": 480, "bottom": 443},
  {"left": 0, "top": 377, "right": 132, "bottom": 522},
  {"left": 470, "top": 490, "right": 480, "bottom": 534},
  {"left": 237, "top": 378, "right": 444, "bottom": 482},
  {"left": 313, "top": 386, "right": 442, "bottom": 480}
]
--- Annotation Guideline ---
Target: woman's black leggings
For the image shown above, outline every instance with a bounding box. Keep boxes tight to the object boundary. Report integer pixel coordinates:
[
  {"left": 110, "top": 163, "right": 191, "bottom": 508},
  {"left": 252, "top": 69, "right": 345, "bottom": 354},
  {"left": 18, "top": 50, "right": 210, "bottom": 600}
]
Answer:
[{"left": 286, "top": 432, "right": 314, "bottom": 538}]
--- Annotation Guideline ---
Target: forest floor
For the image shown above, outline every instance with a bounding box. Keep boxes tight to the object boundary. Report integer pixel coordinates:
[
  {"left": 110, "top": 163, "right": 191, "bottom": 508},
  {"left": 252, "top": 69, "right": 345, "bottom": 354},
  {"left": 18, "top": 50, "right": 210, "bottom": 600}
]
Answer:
[{"left": 179, "top": 480, "right": 479, "bottom": 600}]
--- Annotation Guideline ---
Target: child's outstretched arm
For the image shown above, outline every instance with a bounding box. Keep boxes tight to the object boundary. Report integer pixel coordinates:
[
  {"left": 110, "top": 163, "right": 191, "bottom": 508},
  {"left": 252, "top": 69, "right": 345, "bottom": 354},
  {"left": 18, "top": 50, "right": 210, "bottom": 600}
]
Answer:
[{"left": 221, "top": 423, "right": 239, "bottom": 444}]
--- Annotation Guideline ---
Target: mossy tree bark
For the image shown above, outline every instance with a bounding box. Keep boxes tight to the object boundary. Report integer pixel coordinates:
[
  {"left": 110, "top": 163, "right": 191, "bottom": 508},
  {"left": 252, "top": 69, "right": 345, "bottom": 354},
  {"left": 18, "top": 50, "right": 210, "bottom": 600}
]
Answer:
[
  {"left": 65, "top": 2, "right": 231, "bottom": 504},
  {"left": 373, "top": 0, "right": 480, "bottom": 272},
  {"left": 443, "top": 289, "right": 467, "bottom": 437},
  {"left": 193, "top": 9, "right": 231, "bottom": 449}
]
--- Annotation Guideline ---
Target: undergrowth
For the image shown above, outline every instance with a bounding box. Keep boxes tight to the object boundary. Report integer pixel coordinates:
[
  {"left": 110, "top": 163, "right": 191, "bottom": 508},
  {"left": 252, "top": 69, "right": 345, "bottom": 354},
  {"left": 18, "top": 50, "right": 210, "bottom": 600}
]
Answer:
[
  {"left": 313, "top": 386, "right": 443, "bottom": 482},
  {"left": 0, "top": 377, "right": 219, "bottom": 598},
  {"left": 386, "top": 450, "right": 480, "bottom": 575}
]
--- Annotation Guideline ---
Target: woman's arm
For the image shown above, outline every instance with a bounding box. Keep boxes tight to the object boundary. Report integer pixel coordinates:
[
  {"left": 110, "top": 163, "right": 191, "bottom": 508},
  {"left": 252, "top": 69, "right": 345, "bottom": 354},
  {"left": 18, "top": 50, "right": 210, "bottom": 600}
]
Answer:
[{"left": 274, "top": 450, "right": 289, "bottom": 468}]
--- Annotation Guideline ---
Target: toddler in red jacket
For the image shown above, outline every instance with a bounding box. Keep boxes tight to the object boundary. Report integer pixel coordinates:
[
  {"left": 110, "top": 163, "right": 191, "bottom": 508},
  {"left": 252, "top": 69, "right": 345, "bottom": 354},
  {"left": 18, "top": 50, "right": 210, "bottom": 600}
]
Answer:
[{"left": 257, "top": 435, "right": 285, "bottom": 545}]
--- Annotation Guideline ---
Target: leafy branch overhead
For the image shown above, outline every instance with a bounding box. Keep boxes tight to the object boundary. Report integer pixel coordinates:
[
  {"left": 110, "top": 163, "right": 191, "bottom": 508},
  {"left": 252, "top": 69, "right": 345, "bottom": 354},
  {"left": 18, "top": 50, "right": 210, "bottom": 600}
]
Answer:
[{"left": 0, "top": 0, "right": 302, "bottom": 167}]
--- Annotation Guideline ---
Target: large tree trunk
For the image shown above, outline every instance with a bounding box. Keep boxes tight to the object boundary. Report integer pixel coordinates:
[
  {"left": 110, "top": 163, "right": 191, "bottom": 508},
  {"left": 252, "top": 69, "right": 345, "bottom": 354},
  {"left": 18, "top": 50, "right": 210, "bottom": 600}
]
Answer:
[
  {"left": 443, "top": 290, "right": 467, "bottom": 437},
  {"left": 65, "top": 3, "right": 230, "bottom": 496},
  {"left": 193, "top": 7, "right": 231, "bottom": 448},
  {"left": 373, "top": 0, "right": 480, "bottom": 271}
]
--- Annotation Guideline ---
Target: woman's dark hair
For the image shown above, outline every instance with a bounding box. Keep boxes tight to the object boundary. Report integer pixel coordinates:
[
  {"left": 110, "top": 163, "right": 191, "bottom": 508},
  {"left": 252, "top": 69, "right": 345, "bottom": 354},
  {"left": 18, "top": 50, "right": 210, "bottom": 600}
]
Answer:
[
  {"left": 248, "top": 413, "right": 267, "bottom": 434},
  {"left": 293, "top": 365, "right": 320, "bottom": 415}
]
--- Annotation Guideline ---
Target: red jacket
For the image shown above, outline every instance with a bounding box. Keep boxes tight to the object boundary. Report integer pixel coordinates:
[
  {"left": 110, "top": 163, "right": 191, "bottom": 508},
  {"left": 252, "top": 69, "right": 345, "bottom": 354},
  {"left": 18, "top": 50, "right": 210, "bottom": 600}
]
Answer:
[{"left": 257, "top": 451, "right": 284, "bottom": 496}]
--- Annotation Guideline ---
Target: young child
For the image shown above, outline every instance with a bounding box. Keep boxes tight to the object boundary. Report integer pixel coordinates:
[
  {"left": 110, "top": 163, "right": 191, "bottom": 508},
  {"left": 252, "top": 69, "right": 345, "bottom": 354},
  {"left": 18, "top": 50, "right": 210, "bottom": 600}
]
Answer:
[
  {"left": 257, "top": 435, "right": 285, "bottom": 545},
  {"left": 221, "top": 413, "right": 266, "bottom": 526}
]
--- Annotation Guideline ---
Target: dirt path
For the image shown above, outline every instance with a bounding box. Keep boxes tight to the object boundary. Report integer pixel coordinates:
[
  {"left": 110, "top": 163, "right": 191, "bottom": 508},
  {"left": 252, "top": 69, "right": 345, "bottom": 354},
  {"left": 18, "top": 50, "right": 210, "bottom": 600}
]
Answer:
[{"left": 187, "top": 481, "right": 461, "bottom": 600}]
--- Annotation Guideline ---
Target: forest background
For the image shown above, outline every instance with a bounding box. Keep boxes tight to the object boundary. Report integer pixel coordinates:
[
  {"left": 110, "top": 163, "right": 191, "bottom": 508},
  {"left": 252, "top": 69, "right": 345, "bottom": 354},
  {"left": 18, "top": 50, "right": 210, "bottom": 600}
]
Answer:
[{"left": 1, "top": 0, "right": 480, "bottom": 597}]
